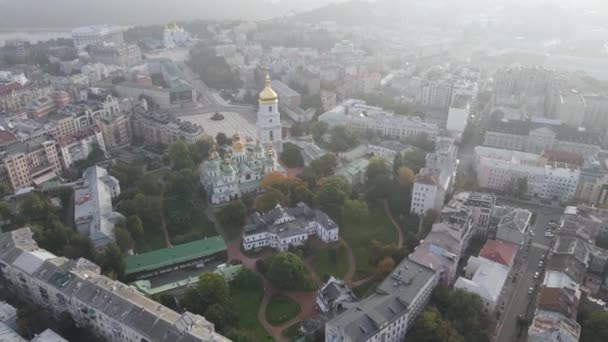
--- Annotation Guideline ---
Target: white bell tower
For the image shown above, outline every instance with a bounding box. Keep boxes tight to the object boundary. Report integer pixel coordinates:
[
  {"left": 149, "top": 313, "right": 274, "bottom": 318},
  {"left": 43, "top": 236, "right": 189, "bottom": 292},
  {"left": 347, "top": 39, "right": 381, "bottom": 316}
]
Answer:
[{"left": 257, "top": 74, "right": 283, "bottom": 152}]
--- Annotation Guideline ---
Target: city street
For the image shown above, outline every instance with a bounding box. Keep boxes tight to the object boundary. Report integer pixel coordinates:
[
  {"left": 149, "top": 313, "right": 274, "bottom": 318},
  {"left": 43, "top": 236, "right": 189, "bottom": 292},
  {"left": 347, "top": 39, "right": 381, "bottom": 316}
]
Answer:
[{"left": 494, "top": 200, "right": 563, "bottom": 342}]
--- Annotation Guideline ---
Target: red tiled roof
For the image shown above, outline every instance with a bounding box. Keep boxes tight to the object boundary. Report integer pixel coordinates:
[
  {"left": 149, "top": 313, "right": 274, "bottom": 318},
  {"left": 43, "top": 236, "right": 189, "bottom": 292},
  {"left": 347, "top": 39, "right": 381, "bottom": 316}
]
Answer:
[
  {"left": 541, "top": 149, "right": 583, "bottom": 166},
  {"left": 537, "top": 287, "right": 579, "bottom": 319},
  {"left": 0, "top": 130, "right": 16, "bottom": 146},
  {"left": 479, "top": 240, "right": 518, "bottom": 267}
]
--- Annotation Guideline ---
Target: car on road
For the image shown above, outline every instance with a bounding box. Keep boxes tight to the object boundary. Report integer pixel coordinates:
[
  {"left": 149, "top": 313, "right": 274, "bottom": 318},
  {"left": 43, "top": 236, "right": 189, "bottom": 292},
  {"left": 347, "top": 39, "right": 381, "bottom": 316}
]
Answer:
[
  {"left": 538, "top": 261, "right": 544, "bottom": 267},
  {"left": 534, "top": 272, "right": 540, "bottom": 279},
  {"left": 528, "top": 287, "right": 534, "bottom": 295},
  {"left": 541, "top": 254, "right": 546, "bottom": 260},
  {"left": 529, "top": 230, "right": 535, "bottom": 236}
]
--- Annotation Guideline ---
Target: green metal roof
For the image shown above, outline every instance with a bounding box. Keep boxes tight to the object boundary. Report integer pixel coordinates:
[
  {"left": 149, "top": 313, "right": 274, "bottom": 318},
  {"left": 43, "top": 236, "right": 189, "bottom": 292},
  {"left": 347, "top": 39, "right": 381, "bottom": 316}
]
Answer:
[{"left": 125, "top": 236, "right": 227, "bottom": 275}]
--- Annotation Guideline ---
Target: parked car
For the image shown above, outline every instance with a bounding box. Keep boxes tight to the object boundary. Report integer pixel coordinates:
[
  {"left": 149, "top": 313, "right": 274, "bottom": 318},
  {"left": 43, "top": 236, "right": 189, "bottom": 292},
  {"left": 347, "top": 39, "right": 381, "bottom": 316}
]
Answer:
[
  {"left": 538, "top": 261, "right": 544, "bottom": 267},
  {"left": 534, "top": 272, "right": 540, "bottom": 279},
  {"left": 529, "top": 230, "right": 536, "bottom": 236},
  {"left": 528, "top": 287, "right": 534, "bottom": 295}
]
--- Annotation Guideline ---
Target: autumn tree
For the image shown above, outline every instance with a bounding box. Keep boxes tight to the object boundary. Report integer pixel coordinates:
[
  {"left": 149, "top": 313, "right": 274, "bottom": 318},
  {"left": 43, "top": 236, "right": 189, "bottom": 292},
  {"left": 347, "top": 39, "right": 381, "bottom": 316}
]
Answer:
[{"left": 396, "top": 166, "right": 416, "bottom": 187}]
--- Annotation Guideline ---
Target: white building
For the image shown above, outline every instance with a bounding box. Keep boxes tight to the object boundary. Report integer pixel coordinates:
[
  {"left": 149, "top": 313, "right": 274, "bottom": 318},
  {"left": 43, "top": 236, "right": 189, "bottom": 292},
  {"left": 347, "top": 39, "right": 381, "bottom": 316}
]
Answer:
[
  {"left": 71, "top": 25, "right": 124, "bottom": 50},
  {"left": 411, "top": 137, "right": 458, "bottom": 215},
  {"left": 257, "top": 74, "right": 284, "bottom": 153},
  {"left": 57, "top": 127, "right": 106, "bottom": 168},
  {"left": 492, "top": 206, "right": 532, "bottom": 246},
  {"left": 242, "top": 202, "right": 338, "bottom": 251},
  {"left": 474, "top": 146, "right": 580, "bottom": 202},
  {"left": 163, "top": 23, "right": 191, "bottom": 48},
  {"left": 200, "top": 135, "right": 283, "bottom": 204},
  {"left": 73, "top": 166, "right": 122, "bottom": 248},
  {"left": 319, "top": 99, "right": 439, "bottom": 141},
  {"left": 0, "top": 228, "right": 229, "bottom": 342},
  {"left": 446, "top": 94, "right": 471, "bottom": 140},
  {"left": 316, "top": 276, "right": 355, "bottom": 313},
  {"left": 454, "top": 257, "right": 510, "bottom": 313},
  {"left": 367, "top": 141, "right": 414, "bottom": 161},
  {"left": 325, "top": 259, "right": 438, "bottom": 342}
]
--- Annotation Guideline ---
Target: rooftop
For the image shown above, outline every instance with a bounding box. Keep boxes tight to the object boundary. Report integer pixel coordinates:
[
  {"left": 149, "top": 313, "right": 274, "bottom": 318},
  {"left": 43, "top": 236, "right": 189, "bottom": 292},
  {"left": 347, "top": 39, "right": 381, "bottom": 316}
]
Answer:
[
  {"left": 125, "top": 236, "right": 227, "bottom": 276},
  {"left": 479, "top": 240, "right": 518, "bottom": 267},
  {"left": 528, "top": 309, "right": 580, "bottom": 342},
  {"left": 326, "top": 258, "right": 436, "bottom": 341}
]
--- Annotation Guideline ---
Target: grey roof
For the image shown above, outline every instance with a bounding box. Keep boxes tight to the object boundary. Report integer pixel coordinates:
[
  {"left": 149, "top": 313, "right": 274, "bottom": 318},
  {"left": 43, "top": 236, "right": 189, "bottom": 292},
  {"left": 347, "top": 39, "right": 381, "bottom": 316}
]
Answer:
[
  {"left": 318, "top": 277, "right": 355, "bottom": 310},
  {"left": 0, "top": 302, "right": 16, "bottom": 324},
  {"left": 497, "top": 207, "right": 532, "bottom": 233},
  {"left": 31, "top": 329, "right": 69, "bottom": 342},
  {"left": 0, "top": 228, "right": 229, "bottom": 342},
  {"left": 0, "top": 322, "right": 26, "bottom": 342},
  {"left": 326, "top": 259, "right": 436, "bottom": 341},
  {"left": 74, "top": 166, "right": 122, "bottom": 248},
  {"left": 243, "top": 202, "right": 337, "bottom": 238}
]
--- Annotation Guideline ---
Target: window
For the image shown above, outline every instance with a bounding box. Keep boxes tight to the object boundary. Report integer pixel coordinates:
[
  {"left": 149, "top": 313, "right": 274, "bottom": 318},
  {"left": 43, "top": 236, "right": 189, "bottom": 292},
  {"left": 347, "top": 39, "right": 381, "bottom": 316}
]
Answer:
[
  {"left": 269, "top": 131, "right": 274, "bottom": 141},
  {"left": 269, "top": 106, "right": 272, "bottom": 112}
]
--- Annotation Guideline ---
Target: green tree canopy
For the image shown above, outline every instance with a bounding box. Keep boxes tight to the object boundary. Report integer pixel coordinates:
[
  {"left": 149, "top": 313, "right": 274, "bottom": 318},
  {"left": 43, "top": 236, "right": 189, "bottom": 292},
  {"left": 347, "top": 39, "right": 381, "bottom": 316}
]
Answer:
[
  {"left": 255, "top": 188, "right": 285, "bottom": 212},
  {"left": 310, "top": 154, "right": 337, "bottom": 177},
  {"left": 280, "top": 142, "right": 305, "bottom": 168},
  {"left": 169, "top": 140, "right": 195, "bottom": 170},
  {"left": 408, "top": 306, "right": 464, "bottom": 342},
  {"left": 310, "top": 121, "right": 328, "bottom": 141},
  {"left": 342, "top": 199, "right": 369, "bottom": 227},
  {"left": 365, "top": 157, "right": 392, "bottom": 204},
  {"left": 267, "top": 252, "right": 307, "bottom": 290},
  {"left": 315, "top": 176, "right": 351, "bottom": 221},
  {"left": 198, "top": 272, "right": 230, "bottom": 308},
  {"left": 581, "top": 310, "right": 608, "bottom": 342}
]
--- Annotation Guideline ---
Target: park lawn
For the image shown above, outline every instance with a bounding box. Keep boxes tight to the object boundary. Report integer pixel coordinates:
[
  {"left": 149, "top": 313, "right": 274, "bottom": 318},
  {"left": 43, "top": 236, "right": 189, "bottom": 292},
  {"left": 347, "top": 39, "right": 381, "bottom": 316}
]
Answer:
[
  {"left": 312, "top": 245, "right": 349, "bottom": 280},
  {"left": 341, "top": 206, "right": 398, "bottom": 281},
  {"left": 265, "top": 294, "right": 301, "bottom": 326},
  {"left": 282, "top": 322, "right": 301, "bottom": 339},
  {"left": 230, "top": 286, "right": 273, "bottom": 341}
]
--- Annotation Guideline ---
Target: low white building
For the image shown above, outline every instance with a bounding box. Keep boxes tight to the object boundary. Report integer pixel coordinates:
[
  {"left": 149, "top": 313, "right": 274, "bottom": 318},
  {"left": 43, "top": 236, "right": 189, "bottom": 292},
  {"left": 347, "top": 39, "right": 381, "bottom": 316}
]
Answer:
[
  {"left": 242, "top": 202, "right": 339, "bottom": 251},
  {"left": 73, "top": 166, "right": 122, "bottom": 248},
  {"left": 454, "top": 256, "right": 510, "bottom": 313},
  {"left": 316, "top": 276, "right": 355, "bottom": 313},
  {"left": 367, "top": 141, "right": 414, "bottom": 162},
  {"left": 474, "top": 146, "right": 580, "bottom": 202},
  {"left": 319, "top": 99, "right": 439, "bottom": 141},
  {"left": 446, "top": 94, "right": 471, "bottom": 140},
  {"left": 411, "top": 137, "right": 458, "bottom": 215},
  {"left": 325, "top": 258, "right": 438, "bottom": 342},
  {"left": 492, "top": 206, "right": 532, "bottom": 246}
]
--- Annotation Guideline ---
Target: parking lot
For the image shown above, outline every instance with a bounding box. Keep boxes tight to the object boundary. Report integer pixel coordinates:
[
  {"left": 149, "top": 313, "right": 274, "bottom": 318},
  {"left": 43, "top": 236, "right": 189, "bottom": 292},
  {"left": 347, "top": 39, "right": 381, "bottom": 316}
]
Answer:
[{"left": 494, "top": 199, "right": 563, "bottom": 342}]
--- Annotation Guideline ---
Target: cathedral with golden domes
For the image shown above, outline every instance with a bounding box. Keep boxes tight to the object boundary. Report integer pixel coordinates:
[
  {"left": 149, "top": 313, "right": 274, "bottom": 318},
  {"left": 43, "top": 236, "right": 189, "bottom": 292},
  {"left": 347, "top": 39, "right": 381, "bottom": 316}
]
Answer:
[{"left": 200, "top": 75, "right": 284, "bottom": 204}]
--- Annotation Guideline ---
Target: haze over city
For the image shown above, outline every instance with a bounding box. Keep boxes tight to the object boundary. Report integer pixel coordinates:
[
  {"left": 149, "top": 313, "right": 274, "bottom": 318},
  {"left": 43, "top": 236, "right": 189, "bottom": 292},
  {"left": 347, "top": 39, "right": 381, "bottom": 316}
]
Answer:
[{"left": 0, "top": 1, "right": 607, "bottom": 342}]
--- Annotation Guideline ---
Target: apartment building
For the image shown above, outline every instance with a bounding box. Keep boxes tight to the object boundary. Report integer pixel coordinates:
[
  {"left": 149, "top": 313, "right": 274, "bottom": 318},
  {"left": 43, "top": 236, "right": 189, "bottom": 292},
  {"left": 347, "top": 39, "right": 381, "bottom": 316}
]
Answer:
[
  {"left": 89, "top": 43, "right": 142, "bottom": 68},
  {"left": 131, "top": 111, "right": 203, "bottom": 145},
  {"left": 474, "top": 146, "right": 580, "bottom": 202},
  {"left": 0, "top": 228, "right": 229, "bottom": 342},
  {"left": 411, "top": 137, "right": 458, "bottom": 215},
  {"left": 319, "top": 99, "right": 439, "bottom": 141},
  {"left": 57, "top": 127, "right": 105, "bottom": 168},
  {"left": 1, "top": 136, "right": 62, "bottom": 191},
  {"left": 325, "top": 259, "right": 438, "bottom": 342}
]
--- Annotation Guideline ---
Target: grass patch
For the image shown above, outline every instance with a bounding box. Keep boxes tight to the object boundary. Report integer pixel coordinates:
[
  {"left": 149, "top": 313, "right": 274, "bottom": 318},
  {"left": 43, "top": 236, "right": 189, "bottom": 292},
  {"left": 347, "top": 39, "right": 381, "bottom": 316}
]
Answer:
[
  {"left": 265, "top": 294, "right": 301, "bottom": 326},
  {"left": 230, "top": 286, "right": 273, "bottom": 341},
  {"left": 341, "top": 206, "right": 398, "bottom": 281},
  {"left": 312, "top": 245, "right": 349, "bottom": 280},
  {"left": 282, "top": 322, "right": 301, "bottom": 339}
]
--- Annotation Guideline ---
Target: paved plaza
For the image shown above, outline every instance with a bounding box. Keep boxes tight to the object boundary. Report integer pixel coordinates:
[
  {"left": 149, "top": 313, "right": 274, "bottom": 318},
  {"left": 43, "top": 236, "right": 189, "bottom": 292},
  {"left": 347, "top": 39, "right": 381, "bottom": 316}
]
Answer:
[{"left": 181, "top": 111, "right": 258, "bottom": 140}]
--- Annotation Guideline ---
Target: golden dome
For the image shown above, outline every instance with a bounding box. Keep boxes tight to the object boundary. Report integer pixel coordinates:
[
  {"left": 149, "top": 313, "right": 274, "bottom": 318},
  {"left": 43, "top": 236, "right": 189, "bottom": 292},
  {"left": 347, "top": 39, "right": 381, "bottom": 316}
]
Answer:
[
  {"left": 258, "top": 74, "right": 278, "bottom": 104},
  {"left": 232, "top": 132, "right": 245, "bottom": 152}
]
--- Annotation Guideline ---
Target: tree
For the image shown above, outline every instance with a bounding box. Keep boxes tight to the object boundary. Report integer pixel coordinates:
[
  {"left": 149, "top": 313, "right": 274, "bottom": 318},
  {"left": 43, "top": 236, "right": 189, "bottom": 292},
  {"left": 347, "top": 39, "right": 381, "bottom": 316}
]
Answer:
[
  {"left": 419, "top": 209, "right": 439, "bottom": 237},
  {"left": 393, "top": 153, "right": 404, "bottom": 176},
  {"left": 375, "top": 257, "right": 395, "bottom": 279},
  {"left": 136, "top": 173, "right": 161, "bottom": 196},
  {"left": 114, "top": 226, "right": 133, "bottom": 253},
  {"left": 232, "top": 269, "right": 262, "bottom": 291},
  {"left": 402, "top": 149, "right": 427, "bottom": 173},
  {"left": 255, "top": 189, "right": 285, "bottom": 212},
  {"left": 408, "top": 307, "right": 464, "bottom": 342},
  {"left": 342, "top": 199, "right": 369, "bottom": 227},
  {"left": 515, "top": 177, "right": 528, "bottom": 198},
  {"left": 310, "top": 121, "right": 328, "bottom": 141},
  {"left": 189, "top": 42, "right": 242, "bottom": 90},
  {"left": 267, "top": 252, "right": 307, "bottom": 290},
  {"left": 261, "top": 172, "right": 288, "bottom": 190},
  {"left": 581, "top": 310, "right": 608, "bottom": 342},
  {"left": 169, "top": 140, "right": 195, "bottom": 170},
  {"left": 126, "top": 215, "right": 145, "bottom": 242},
  {"left": 310, "top": 154, "right": 337, "bottom": 177},
  {"left": 315, "top": 176, "right": 351, "bottom": 221},
  {"left": 189, "top": 137, "right": 214, "bottom": 164},
  {"left": 329, "top": 126, "right": 358, "bottom": 152},
  {"left": 100, "top": 243, "right": 125, "bottom": 279},
  {"left": 216, "top": 132, "right": 229, "bottom": 146},
  {"left": 217, "top": 200, "right": 247, "bottom": 235},
  {"left": 396, "top": 166, "right": 416, "bottom": 187},
  {"left": 19, "top": 192, "right": 51, "bottom": 222},
  {"left": 280, "top": 142, "right": 304, "bottom": 168},
  {"left": 198, "top": 272, "right": 229, "bottom": 308},
  {"left": 204, "top": 304, "right": 227, "bottom": 332},
  {"left": 365, "top": 157, "right": 392, "bottom": 204},
  {"left": 164, "top": 169, "right": 199, "bottom": 205}
]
